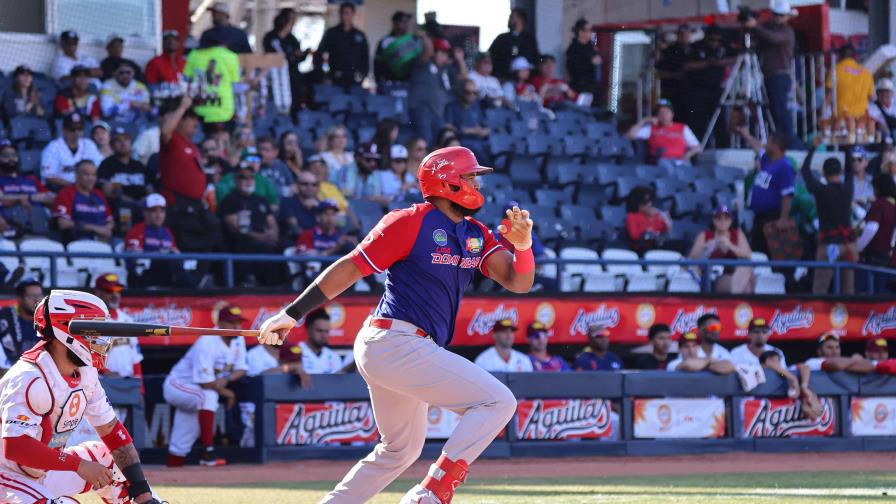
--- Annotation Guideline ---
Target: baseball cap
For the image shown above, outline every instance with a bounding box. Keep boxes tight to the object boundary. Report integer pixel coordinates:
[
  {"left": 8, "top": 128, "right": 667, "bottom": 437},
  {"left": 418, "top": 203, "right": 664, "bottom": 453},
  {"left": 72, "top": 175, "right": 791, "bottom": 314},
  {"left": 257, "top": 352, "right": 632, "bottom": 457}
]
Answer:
[
  {"left": 878, "top": 78, "right": 895, "bottom": 92},
  {"left": 12, "top": 65, "right": 32, "bottom": 76},
  {"left": 587, "top": 324, "right": 610, "bottom": 338},
  {"left": 70, "top": 65, "right": 90, "bottom": 78},
  {"left": 748, "top": 318, "right": 770, "bottom": 331},
  {"left": 818, "top": 332, "right": 840, "bottom": 345},
  {"left": 111, "top": 126, "right": 130, "bottom": 139},
  {"left": 510, "top": 56, "right": 533, "bottom": 72},
  {"left": 90, "top": 120, "right": 111, "bottom": 133},
  {"left": 307, "top": 154, "right": 325, "bottom": 165},
  {"left": 357, "top": 141, "right": 381, "bottom": 159},
  {"left": 769, "top": 0, "right": 798, "bottom": 16},
  {"left": 14, "top": 277, "right": 41, "bottom": 297},
  {"left": 657, "top": 98, "right": 674, "bottom": 111},
  {"left": 63, "top": 114, "right": 86, "bottom": 130},
  {"left": 433, "top": 38, "right": 452, "bottom": 53},
  {"left": 390, "top": 144, "right": 409, "bottom": 160},
  {"left": 866, "top": 337, "right": 889, "bottom": 352},
  {"left": 279, "top": 341, "right": 302, "bottom": 363},
  {"left": 680, "top": 331, "right": 700, "bottom": 344},
  {"left": 218, "top": 304, "right": 247, "bottom": 324},
  {"left": 60, "top": 30, "right": 79, "bottom": 42},
  {"left": 851, "top": 145, "right": 867, "bottom": 159},
  {"left": 316, "top": 199, "right": 340, "bottom": 214},
  {"left": 713, "top": 204, "right": 732, "bottom": 217},
  {"left": 106, "top": 34, "right": 124, "bottom": 46},
  {"left": 240, "top": 146, "right": 261, "bottom": 163},
  {"left": 211, "top": 1, "right": 230, "bottom": 14},
  {"left": 492, "top": 319, "right": 517, "bottom": 332},
  {"left": 527, "top": 322, "right": 550, "bottom": 339},
  {"left": 95, "top": 273, "right": 124, "bottom": 293},
  {"left": 391, "top": 10, "right": 411, "bottom": 22},
  {"left": 163, "top": 29, "right": 180, "bottom": 39},
  {"left": 145, "top": 193, "right": 166, "bottom": 209}
]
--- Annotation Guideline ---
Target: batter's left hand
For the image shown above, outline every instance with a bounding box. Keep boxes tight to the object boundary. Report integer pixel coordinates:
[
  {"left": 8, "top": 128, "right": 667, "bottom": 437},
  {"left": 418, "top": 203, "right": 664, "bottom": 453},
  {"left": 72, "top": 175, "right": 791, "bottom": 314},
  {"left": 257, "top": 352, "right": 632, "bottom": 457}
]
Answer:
[
  {"left": 258, "top": 310, "right": 296, "bottom": 345},
  {"left": 498, "top": 206, "right": 533, "bottom": 251}
]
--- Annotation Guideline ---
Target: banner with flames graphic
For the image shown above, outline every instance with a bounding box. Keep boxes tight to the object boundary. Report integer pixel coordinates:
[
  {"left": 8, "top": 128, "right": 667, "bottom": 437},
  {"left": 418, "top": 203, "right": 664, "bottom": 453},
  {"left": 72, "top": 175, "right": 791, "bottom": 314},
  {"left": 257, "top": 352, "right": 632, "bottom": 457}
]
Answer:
[
  {"left": 850, "top": 397, "right": 896, "bottom": 436},
  {"left": 633, "top": 398, "right": 726, "bottom": 439},
  {"left": 274, "top": 402, "right": 378, "bottom": 445},
  {"left": 515, "top": 399, "right": 614, "bottom": 440},
  {"left": 104, "top": 295, "right": 896, "bottom": 346},
  {"left": 740, "top": 397, "right": 837, "bottom": 438}
]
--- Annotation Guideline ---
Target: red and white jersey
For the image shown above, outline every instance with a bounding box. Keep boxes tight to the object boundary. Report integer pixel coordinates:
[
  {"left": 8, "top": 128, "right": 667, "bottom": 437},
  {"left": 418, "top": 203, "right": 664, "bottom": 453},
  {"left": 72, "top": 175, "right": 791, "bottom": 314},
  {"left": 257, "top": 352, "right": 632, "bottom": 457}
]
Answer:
[
  {"left": 104, "top": 309, "right": 143, "bottom": 378},
  {"left": 0, "top": 347, "right": 116, "bottom": 478},
  {"left": 169, "top": 336, "right": 247, "bottom": 385}
]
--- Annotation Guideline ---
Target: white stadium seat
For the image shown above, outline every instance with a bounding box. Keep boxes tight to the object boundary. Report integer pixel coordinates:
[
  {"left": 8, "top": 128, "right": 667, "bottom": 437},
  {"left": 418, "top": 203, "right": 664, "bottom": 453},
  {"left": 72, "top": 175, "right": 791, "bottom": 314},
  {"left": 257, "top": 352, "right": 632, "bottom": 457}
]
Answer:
[
  {"left": 582, "top": 271, "right": 617, "bottom": 292},
  {"left": 644, "top": 249, "right": 682, "bottom": 278},
  {"left": 754, "top": 272, "right": 787, "bottom": 294},
  {"left": 559, "top": 247, "right": 601, "bottom": 292},
  {"left": 601, "top": 248, "right": 641, "bottom": 275},
  {"left": 667, "top": 272, "right": 701, "bottom": 293},
  {"left": 626, "top": 272, "right": 661, "bottom": 292},
  {"left": 0, "top": 239, "right": 20, "bottom": 278},
  {"left": 751, "top": 252, "right": 773, "bottom": 275},
  {"left": 67, "top": 240, "right": 127, "bottom": 287},
  {"left": 19, "top": 238, "right": 78, "bottom": 287}
]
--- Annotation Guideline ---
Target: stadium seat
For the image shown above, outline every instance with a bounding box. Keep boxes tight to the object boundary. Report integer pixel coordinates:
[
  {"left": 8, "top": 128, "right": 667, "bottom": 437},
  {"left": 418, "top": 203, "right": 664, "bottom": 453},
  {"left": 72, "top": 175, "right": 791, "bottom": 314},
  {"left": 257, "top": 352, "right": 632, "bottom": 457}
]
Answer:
[
  {"left": 485, "top": 173, "right": 513, "bottom": 190},
  {"left": 585, "top": 122, "right": 615, "bottom": 140},
  {"left": 346, "top": 112, "right": 378, "bottom": 130},
  {"left": 653, "top": 177, "right": 684, "bottom": 201},
  {"left": 693, "top": 179, "right": 731, "bottom": 196},
  {"left": 0, "top": 239, "right": 20, "bottom": 277},
  {"left": 582, "top": 271, "right": 617, "bottom": 292},
  {"left": 348, "top": 198, "right": 383, "bottom": 219},
  {"left": 18, "top": 149, "right": 40, "bottom": 173},
  {"left": 9, "top": 116, "right": 52, "bottom": 145},
  {"left": 488, "top": 133, "right": 516, "bottom": 168},
  {"left": 667, "top": 272, "right": 701, "bottom": 293},
  {"left": 715, "top": 165, "right": 744, "bottom": 185},
  {"left": 478, "top": 202, "right": 504, "bottom": 224},
  {"left": 526, "top": 133, "right": 554, "bottom": 156},
  {"left": 327, "top": 94, "right": 363, "bottom": 116},
  {"left": 509, "top": 155, "right": 544, "bottom": 188},
  {"left": 626, "top": 272, "right": 661, "bottom": 292},
  {"left": 576, "top": 185, "right": 607, "bottom": 207},
  {"left": 67, "top": 240, "right": 126, "bottom": 287},
  {"left": 563, "top": 136, "right": 589, "bottom": 157},
  {"left": 754, "top": 272, "right": 787, "bottom": 294},
  {"left": 559, "top": 204, "right": 596, "bottom": 223},
  {"left": 634, "top": 164, "right": 665, "bottom": 180},
  {"left": 358, "top": 214, "right": 381, "bottom": 234},
  {"left": 751, "top": 252, "right": 773, "bottom": 275},
  {"left": 614, "top": 176, "right": 642, "bottom": 202},
  {"left": 600, "top": 205, "right": 626, "bottom": 224},
  {"left": 555, "top": 163, "right": 584, "bottom": 186},
  {"left": 508, "top": 190, "right": 534, "bottom": 205},
  {"left": 595, "top": 164, "right": 625, "bottom": 187},
  {"left": 644, "top": 249, "right": 683, "bottom": 278},
  {"left": 672, "top": 192, "right": 700, "bottom": 218},
  {"left": 559, "top": 246, "right": 601, "bottom": 292},
  {"left": 578, "top": 220, "right": 616, "bottom": 244},
  {"left": 669, "top": 219, "right": 704, "bottom": 245},
  {"left": 485, "top": 108, "right": 516, "bottom": 132},
  {"left": 356, "top": 126, "right": 376, "bottom": 143},
  {"left": 313, "top": 84, "right": 343, "bottom": 104},
  {"left": 525, "top": 204, "right": 557, "bottom": 219},
  {"left": 534, "top": 189, "right": 566, "bottom": 209},
  {"left": 601, "top": 247, "right": 642, "bottom": 276},
  {"left": 536, "top": 216, "right": 568, "bottom": 244},
  {"left": 540, "top": 247, "right": 558, "bottom": 280},
  {"left": 19, "top": 237, "right": 78, "bottom": 287}
]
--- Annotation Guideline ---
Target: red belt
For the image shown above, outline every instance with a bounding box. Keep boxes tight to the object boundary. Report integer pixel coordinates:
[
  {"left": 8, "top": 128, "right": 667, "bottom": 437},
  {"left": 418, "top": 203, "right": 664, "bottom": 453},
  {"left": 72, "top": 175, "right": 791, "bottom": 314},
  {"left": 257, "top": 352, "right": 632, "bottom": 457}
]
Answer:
[{"left": 368, "top": 317, "right": 428, "bottom": 338}]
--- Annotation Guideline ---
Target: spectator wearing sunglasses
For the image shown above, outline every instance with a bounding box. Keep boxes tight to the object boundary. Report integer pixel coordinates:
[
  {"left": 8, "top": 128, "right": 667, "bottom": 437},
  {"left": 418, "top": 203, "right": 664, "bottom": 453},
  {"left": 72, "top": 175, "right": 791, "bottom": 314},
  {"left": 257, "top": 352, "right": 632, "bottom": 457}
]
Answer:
[
  {"left": 695, "top": 313, "right": 732, "bottom": 361},
  {"left": 100, "top": 61, "right": 151, "bottom": 123},
  {"left": 215, "top": 147, "right": 278, "bottom": 210},
  {"left": 279, "top": 170, "right": 321, "bottom": 241},
  {"left": 40, "top": 113, "right": 103, "bottom": 189}
]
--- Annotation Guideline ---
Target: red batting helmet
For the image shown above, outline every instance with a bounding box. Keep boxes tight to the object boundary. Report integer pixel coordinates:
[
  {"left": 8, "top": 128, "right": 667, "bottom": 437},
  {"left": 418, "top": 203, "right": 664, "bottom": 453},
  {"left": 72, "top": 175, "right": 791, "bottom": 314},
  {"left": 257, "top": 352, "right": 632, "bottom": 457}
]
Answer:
[
  {"left": 417, "top": 146, "right": 492, "bottom": 210},
  {"left": 34, "top": 289, "right": 112, "bottom": 368}
]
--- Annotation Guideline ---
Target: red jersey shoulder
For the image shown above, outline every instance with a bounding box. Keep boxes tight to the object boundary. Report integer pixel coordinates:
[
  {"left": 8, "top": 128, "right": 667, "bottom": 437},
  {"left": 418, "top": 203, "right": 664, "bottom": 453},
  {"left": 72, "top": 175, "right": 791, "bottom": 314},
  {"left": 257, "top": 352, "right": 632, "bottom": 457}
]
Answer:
[{"left": 124, "top": 223, "right": 146, "bottom": 251}]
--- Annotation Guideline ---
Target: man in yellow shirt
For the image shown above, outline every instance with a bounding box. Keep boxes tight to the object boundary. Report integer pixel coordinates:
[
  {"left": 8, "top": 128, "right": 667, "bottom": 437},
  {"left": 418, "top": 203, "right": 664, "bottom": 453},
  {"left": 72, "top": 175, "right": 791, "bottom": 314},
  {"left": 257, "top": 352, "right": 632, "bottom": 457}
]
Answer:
[
  {"left": 184, "top": 32, "right": 241, "bottom": 132},
  {"left": 829, "top": 45, "right": 874, "bottom": 119}
]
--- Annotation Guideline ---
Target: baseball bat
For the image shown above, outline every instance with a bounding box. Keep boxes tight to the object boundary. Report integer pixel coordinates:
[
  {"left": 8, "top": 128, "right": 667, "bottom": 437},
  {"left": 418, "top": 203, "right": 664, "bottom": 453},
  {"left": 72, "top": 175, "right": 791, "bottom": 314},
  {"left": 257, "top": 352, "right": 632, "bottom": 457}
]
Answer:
[{"left": 68, "top": 320, "right": 260, "bottom": 338}]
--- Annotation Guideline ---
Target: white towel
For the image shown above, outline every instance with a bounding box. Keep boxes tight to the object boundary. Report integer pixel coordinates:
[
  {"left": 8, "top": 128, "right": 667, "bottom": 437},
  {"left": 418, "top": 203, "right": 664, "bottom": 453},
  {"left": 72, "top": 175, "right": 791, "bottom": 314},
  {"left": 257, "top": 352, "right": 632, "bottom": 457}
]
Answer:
[{"left": 736, "top": 362, "right": 766, "bottom": 391}]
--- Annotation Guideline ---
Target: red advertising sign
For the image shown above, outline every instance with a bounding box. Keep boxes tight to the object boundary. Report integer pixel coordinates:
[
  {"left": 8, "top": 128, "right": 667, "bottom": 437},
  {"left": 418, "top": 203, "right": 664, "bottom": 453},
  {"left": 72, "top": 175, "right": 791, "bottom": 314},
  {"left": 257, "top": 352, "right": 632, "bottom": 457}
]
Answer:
[
  {"left": 114, "top": 294, "right": 896, "bottom": 346},
  {"left": 740, "top": 397, "right": 837, "bottom": 438},
  {"left": 515, "top": 399, "right": 613, "bottom": 440},
  {"left": 274, "top": 402, "right": 378, "bottom": 445}
]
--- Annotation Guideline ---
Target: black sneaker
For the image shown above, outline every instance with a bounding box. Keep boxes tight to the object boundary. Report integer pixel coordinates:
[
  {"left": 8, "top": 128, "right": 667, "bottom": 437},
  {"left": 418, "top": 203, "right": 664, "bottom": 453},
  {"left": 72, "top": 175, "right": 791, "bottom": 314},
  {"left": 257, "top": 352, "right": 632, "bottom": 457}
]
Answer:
[{"left": 199, "top": 447, "right": 226, "bottom": 467}]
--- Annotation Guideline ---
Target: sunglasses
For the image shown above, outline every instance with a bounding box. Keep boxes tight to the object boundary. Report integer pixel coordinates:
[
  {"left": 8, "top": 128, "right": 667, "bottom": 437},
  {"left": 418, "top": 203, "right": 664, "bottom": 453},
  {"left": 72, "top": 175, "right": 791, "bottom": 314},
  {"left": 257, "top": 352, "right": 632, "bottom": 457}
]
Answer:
[
  {"left": 704, "top": 323, "right": 722, "bottom": 332},
  {"left": 117, "top": 70, "right": 133, "bottom": 75},
  {"left": 236, "top": 174, "right": 253, "bottom": 180},
  {"left": 298, "top": 181, "right": 319, "bottom": 187}
]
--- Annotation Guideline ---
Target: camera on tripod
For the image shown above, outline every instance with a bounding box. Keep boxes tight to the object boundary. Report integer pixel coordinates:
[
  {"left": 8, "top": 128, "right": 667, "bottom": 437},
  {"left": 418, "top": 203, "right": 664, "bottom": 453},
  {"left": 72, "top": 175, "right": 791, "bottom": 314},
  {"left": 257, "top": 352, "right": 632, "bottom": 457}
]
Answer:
[{"left": 737, "top": 6, "right": 757, "bottom": 24}]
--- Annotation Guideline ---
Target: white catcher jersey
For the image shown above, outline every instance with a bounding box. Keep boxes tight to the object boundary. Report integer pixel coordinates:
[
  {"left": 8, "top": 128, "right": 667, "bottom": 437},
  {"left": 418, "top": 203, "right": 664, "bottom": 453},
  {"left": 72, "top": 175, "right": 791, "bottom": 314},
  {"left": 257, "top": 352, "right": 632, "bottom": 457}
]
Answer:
[
  {"left": 0, "top": 347, "right": 116, "bottom": 479},
  {"left": 169, "top": 336, "right": 247, "bottom": 385}
]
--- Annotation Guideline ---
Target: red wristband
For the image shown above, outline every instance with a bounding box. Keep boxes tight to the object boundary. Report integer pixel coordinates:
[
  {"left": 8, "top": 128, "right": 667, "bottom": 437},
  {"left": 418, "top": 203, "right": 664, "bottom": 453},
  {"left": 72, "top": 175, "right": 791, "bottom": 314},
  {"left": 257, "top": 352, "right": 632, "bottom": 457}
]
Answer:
[
  {"left": 101, "top": 420, "right": 133, "bottom": 452},
  {"left": 512, "top": 247, "right": 535, "bottom": 274}
]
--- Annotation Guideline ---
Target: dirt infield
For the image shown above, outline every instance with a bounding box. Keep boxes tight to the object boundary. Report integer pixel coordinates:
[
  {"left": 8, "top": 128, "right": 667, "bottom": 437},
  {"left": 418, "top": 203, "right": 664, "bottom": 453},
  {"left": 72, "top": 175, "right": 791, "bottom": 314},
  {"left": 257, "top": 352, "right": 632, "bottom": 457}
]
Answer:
[{"left": 145, "top": 452, "right": 896, "bottom": 486}]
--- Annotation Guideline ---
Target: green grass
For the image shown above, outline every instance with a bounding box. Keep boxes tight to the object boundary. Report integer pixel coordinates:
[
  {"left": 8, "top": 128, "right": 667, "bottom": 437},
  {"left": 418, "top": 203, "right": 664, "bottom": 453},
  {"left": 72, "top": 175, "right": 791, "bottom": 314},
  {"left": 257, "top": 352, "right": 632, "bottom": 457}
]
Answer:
[{"left": 81, "top": 471, "right": 896, "bottom": 503}]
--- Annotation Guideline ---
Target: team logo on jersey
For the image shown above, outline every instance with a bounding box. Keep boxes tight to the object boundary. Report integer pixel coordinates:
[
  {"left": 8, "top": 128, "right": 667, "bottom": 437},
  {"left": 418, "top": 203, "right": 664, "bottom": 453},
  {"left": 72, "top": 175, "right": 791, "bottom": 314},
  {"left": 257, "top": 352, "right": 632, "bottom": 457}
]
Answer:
[
  {"left": 465, "top": 237, "right": 483, "bottom": 253},
  {"left": 433, "top": 229, "right": 448, "bottom": 246}
]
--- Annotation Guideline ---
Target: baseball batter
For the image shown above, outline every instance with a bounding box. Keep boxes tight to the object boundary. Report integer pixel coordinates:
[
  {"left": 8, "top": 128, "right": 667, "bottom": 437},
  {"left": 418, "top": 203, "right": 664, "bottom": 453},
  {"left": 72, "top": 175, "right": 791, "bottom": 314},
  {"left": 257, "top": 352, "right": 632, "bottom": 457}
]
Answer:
[
  {"left": 258, "top": 146, "right": 535, "bottom": 503},
  {"left": 0, "top": 290, "right": 162, "bottom": 503}
]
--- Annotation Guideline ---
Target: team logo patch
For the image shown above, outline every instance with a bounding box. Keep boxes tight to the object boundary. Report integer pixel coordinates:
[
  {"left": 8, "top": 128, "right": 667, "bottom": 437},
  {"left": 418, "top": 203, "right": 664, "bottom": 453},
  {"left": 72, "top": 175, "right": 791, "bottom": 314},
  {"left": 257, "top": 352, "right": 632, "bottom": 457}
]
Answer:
[
  {"left": 465, "top": 237, "right": 483, "bottom": 253},
  {"left": 433, "top": 229, "right": 448, "bottom": 246}
]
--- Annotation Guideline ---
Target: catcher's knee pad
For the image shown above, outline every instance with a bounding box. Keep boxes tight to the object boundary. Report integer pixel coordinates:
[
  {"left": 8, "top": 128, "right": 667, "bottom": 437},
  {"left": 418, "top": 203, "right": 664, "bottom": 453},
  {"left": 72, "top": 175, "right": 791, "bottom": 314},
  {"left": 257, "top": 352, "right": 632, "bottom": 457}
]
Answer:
[{"left": 66, "top": 442, "right": 125, "bottom": 484}]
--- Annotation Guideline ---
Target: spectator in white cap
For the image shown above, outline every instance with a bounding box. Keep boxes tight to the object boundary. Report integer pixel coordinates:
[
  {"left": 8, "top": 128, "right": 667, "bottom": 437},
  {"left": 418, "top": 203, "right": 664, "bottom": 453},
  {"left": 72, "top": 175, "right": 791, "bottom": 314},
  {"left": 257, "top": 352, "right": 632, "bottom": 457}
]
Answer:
[
  {"left": 502, "top": 56, "right": 538, "bottom": 106},
  {"left": 124, "top": 193, "right": 194, "bottom": 288},
  {"left": 51, "top": 30, "right": 100, "bottom": 83},
  {"left": 374, "top": 144, "right": 417, "bottom": 202},
  {"left": 869, "top": 78, "right": 896, "bottom": 143},
  {"left": 199, "top": 1, "right": 252, "bottom": 53}
]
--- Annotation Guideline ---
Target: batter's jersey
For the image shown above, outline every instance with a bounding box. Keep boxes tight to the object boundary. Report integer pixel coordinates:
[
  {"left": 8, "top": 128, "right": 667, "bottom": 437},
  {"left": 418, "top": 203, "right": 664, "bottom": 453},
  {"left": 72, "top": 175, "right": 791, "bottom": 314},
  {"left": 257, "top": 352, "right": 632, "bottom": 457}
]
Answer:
[
  {"left": 103, "top": 309, "right": 143, "bottom": 378},
  {"left": 474, "top": 347, "right": 533, "bottom": 372},
  {"left": 0, "top": 347, "right": 116, "bottom": 478},
  {"left": 350, "top": 202, "right": 504, "bottom": 346},
  {"left": 169, "top": 335, "right": 245, "bottom": 385},
  {"left": 299, "top": 342, "right": 343, "bottom": 374}
]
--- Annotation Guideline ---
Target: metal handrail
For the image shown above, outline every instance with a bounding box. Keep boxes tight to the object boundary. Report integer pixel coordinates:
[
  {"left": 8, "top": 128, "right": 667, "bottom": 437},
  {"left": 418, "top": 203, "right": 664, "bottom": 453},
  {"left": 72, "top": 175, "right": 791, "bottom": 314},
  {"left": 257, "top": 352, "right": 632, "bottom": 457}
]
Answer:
[{"left": 2, "top": 250, "right": 893, "bottom": 294}]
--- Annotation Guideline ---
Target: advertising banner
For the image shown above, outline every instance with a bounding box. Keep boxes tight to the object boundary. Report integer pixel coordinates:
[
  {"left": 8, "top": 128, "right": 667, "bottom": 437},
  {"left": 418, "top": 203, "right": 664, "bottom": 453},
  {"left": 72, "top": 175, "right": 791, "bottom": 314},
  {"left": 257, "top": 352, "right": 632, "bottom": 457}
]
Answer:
[
  {"left": 274, "top": 402, "right": 378, "bottom": 445},
  {"left": 114, "top": 295, "right": 896, "bottom": 346},
  {"left": 426, "top": 406, "right": 461, "bottom": 439},
  {"left": 740, "top": 397, "right": 837, "bottom": 438},
  {"left": 633, "top": 398, "right": 726, "bottom": 439},
  {"left": 850, "top": 397, "right": 896, "bottom": 436},
  {"left": 515, "top": 399, "right": 614, "bottom": 440}
]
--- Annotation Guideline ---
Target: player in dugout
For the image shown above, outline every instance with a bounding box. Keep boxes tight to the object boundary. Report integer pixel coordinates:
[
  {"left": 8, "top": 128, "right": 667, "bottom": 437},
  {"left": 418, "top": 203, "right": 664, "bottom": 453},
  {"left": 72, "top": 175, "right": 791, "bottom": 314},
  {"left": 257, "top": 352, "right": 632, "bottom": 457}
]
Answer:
[
  {"left": 257, "top": 146, "right": 535, "bottom": 503},
  {"left": 0, "top": 290, "right": 163, "bottom": 503}
]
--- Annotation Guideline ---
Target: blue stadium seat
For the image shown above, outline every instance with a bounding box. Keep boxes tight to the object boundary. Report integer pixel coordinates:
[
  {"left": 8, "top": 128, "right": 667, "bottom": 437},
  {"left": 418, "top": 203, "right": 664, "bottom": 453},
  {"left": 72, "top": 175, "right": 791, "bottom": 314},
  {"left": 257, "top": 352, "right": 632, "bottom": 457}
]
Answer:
[
  {"left": 559, "top": 204, "right": 597, "bottom": 223},
  {"left": 533, "top": 188, "right": 566, "bottom": 208},
  {"left": 526, "top": 133, "right": 554, "bottom": 156},
  {"left": 484, "top": 108, "right": 516, "bottom": 132},
  {"left": 508, "top": 189, "right": 533, "bottom": 205},
  {"left": 18, "top": 149, "right": 40, "bottom": 173},
  {"left": 615, "top": 176, "right": 643, "bottom": 202},
  {"left": 555, "top": 162, "right": 584, "bottom": 186},
  {"left": 576, "top": 185, "right": 608, "bottom": 207},
  {"left": 328, "top": 94, "right": 363, "bottom": 115},
  {"left": 635, "top": 164, "right": 665, "bottom": 180},
  {"left": 536, "top": 216, "right": 569, "bottom": 244},
  {"left": 525, "top": 204, "right": 557, "bottom": 219},
  {"left": 9, "top": 117, "right": 52, "bottom": 145},
  {"left": 313, "top": 84, "right": 342, "bottom": 104},
  {"left": 509, "top": 155, "right": 543, "bottom": 188},
  {"left": 578, "top": 220, "right": 617, "bottom": 244},
  {"left": 653, "top": 177, "right": 685, "bottom": 201},
  {"left": 349, "top": 198, "right": 383, "bottom": 218},
  {"left": 478, "top": 203, "right": 504, "bottom": 225},
  {"left": 693, "top": 179, "right": 731, "bottom": 196},
  {"left": 595, "top": 163, "right": 625, "bottom": 187},
  {"left": 563, "top": 136, "right": 589, "bottom": 157},
  {"left": 585, "top": 122, "right": 615, "bottom": 140},
  {"left": 355, "top": 126, "right": 376, "bottom": 143},
  {"left": 600, "top": 204, "right": 626, "bottom": 224},
  {"left": 346, "top": 112, "right": 378, "bottom": 130},
  {"left": 715, "top": 165, "right": 744, "bottom": 185},
  {"left": 672, "top": 192, "right": 700, "bottom": 218}
]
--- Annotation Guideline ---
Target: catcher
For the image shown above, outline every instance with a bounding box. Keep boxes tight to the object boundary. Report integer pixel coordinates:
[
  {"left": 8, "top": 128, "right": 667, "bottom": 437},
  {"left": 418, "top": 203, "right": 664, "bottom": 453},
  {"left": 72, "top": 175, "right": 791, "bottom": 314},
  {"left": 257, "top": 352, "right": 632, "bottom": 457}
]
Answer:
[{"left": 0, "top": 290, "right": 163, "bottom": 503}]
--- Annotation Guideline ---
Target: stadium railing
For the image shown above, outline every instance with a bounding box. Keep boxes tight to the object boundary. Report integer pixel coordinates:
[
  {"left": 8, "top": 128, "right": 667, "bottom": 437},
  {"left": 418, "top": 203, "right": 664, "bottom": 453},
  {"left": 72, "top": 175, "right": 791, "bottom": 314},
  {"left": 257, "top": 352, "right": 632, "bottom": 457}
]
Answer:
[{"left": 3, "top": 249, "right": 893, "bottom": 295}]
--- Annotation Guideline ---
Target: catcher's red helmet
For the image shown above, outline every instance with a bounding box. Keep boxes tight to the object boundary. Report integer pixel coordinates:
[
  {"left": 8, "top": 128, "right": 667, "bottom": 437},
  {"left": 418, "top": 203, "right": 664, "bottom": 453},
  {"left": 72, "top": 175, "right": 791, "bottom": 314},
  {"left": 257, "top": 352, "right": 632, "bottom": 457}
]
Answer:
[
  {"left": 34, "top": 289, "right": 111, "bottom": 368},
  {"left": 417, "top": 146, "right": 492, "bottom": 210}
]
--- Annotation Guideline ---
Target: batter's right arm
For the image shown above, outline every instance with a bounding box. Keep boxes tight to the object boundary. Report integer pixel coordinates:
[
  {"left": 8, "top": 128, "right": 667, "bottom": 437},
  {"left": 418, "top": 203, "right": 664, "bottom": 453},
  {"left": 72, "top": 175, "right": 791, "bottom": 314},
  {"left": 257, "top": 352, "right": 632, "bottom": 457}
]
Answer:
[{"left": 258, "top": 256, "right": 363, "bottom": 345}]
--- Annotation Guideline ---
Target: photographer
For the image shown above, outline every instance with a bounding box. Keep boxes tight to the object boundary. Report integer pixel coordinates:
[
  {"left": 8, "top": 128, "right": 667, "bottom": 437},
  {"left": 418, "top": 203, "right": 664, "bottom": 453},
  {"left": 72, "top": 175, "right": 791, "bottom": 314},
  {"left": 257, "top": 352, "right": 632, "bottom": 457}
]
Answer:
[{"left": 742, "top": 1, "right": 798, "bottom": 148}]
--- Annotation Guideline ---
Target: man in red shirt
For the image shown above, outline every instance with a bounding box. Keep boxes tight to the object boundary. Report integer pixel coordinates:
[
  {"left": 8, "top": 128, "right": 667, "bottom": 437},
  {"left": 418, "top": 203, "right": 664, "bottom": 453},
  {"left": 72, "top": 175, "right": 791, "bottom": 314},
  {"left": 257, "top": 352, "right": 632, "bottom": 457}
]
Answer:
[
  {"left": 626, "top": 99, "right": 702, "bottom": 162},
  {"left": 145, "top": 30, "right": 184, "bottom": 86}
]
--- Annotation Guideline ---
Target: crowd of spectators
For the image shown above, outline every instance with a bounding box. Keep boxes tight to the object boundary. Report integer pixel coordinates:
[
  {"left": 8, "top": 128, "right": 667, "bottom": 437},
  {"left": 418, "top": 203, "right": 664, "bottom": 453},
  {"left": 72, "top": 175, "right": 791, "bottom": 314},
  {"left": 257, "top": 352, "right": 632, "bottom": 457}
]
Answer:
[{"left": 0, "top": 2, "right": 891, "bottom": 294}]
